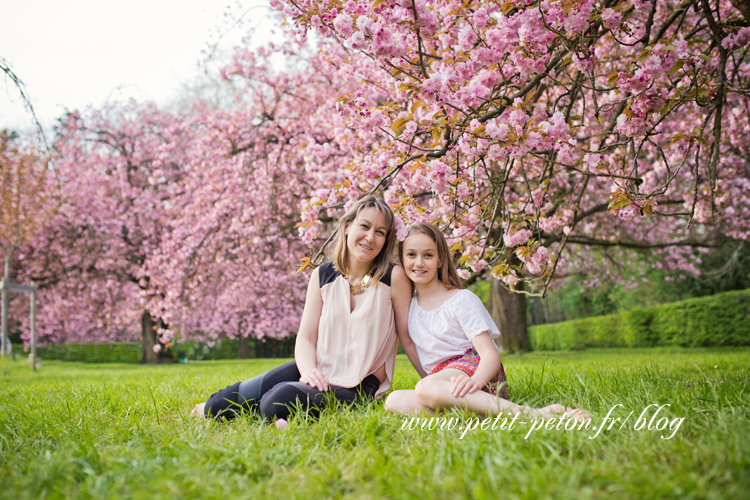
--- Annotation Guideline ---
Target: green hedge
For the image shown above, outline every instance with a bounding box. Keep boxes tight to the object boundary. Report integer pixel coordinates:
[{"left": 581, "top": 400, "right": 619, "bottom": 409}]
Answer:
[
  {"left": 529, "top": 289, "right": 750, "bottom": 351},
  {"left": 36, "top": 342, "right": 142, "bottom": 363},
  {"left": 36, "top": 336, "right": 296, "bottom": 363}
]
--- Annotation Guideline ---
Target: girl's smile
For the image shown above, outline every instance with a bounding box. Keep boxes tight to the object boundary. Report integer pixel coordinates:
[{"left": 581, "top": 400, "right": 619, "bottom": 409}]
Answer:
[{"left": 402, "top": 233, "right": 440, "bottom": 285}]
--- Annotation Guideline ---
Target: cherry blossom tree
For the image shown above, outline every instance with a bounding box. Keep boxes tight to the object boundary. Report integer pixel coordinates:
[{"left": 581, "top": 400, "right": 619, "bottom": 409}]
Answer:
[
  {"left": 14, "top": 103, "right": 194, "bottom": 361},
  {"left": 272, "top": 0, "right": 750, "bottom": 350}
]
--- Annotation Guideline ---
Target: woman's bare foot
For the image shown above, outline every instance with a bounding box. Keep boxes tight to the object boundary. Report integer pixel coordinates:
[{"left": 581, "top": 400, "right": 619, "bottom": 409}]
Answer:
[
  {"left": 530, "top": 404, "right": 591, "bottom": 421},
  {"left": 190, "top": 402, "right": 206, "bottom": 418}
]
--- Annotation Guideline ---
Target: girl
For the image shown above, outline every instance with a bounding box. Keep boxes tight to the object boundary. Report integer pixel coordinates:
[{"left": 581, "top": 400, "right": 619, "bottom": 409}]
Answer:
[
  {"left": 193, "top": 196, "right": 421, "bottom": 421},
  {"left": 385, "top": 223, "right": 589, "bottom": 421}
]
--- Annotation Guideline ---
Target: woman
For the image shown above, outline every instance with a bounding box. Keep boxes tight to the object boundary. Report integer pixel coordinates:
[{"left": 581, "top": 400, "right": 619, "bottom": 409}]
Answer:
[{"left": 192, "top": 196, "right": 422, "bottom": 421}]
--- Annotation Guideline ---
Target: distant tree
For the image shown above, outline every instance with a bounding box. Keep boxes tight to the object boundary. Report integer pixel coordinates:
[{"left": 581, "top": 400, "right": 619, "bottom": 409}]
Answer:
[{"left": 0, "top": 130, "right": 56, "bottom": 353}]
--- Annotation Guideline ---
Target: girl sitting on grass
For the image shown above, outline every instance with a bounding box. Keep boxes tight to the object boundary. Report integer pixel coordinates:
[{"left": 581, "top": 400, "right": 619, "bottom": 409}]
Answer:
[
  {"left": 193, "top": 196, "right": 419, "bottom": 421},
  {"left": 385, "top": 223, "right": 590, "bottom": 421}
]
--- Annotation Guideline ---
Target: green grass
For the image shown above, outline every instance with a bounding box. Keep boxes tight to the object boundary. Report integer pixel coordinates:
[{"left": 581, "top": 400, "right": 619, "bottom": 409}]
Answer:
[{"left": 1, "top": 348, "right": 749, "bottom": 499}]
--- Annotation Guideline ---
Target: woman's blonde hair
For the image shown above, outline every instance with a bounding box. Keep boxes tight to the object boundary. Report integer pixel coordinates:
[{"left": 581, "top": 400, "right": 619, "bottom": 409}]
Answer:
[
  {"left": 398, "top": 223, "right": 463, "bottom": 290},
  {"left": 333, "top": 196, "right": 396, "bottom": 284}
]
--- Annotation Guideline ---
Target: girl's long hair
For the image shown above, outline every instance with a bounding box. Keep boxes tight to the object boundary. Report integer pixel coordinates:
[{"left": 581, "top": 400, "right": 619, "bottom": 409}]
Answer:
[
  {"left": 333, "top": 196, "right": 396, "bottom": 284},
  {"left": 399, "top": 223, "right": 463, "bottom": 290}
]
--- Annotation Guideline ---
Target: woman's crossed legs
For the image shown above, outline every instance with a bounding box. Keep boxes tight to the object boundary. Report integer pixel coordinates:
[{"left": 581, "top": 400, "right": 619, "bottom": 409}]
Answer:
[{"left": 196, "top": 360, "right": 378, "bottom": 421}]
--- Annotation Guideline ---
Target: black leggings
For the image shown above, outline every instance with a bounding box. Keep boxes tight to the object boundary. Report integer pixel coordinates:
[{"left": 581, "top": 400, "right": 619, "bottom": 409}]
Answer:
[{"left": 204, "top": 361, "right": 380, "bottom": 420}]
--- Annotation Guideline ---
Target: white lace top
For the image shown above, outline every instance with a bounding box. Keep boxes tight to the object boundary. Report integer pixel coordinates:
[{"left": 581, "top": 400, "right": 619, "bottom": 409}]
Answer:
[{"left": 409, "top": 289, "right": 500, "bottom": 373}]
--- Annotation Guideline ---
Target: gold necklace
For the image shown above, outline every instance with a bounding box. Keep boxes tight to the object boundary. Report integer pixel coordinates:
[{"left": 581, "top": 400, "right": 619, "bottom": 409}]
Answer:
[{"left": 349, "top": 274, "right": 372, "bottom": 295}]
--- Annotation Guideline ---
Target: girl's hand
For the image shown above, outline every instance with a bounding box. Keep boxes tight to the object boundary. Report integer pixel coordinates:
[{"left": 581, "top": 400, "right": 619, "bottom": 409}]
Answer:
[
  {"left": 450, "top": 373, "right": 483, "bottom": 397},
  {"left": 300, "top": 368, "right": 329, "bottom": 392}
]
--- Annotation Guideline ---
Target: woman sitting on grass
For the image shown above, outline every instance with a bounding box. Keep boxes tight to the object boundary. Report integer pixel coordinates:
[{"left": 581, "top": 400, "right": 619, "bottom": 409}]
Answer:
[
  {"left": 193, "top": 196, "right": 419, "bottom": 421},
  {"left": 384, "top": 223, "right": 590, "bottom": 421}
]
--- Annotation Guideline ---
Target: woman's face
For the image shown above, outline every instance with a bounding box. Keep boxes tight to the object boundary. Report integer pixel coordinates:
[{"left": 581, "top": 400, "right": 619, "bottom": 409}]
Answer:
[
  {"left": 401, "top": 233, "right": 440, "bottom": 285},
  {"left": 346, "top": 206, "right": 388, "bottom": 266}
]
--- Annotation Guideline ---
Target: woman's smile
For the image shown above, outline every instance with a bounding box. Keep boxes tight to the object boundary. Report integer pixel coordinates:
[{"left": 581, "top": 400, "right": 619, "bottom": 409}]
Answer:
[{"left": 346, "top": 206, "right": 387, "bottom": 263}]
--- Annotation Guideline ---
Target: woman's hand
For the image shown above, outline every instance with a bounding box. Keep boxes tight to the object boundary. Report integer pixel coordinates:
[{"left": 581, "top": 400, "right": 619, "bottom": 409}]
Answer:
[
  {"left": 450, "top": 373, "right": 483, "bottom": 397},
  {"left": 300, "top": 368, "right": 329, "bottom": 392}
]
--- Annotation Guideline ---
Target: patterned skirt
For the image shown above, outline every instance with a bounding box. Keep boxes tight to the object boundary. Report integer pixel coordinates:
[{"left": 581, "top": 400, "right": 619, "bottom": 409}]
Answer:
[{"left": 431, "top": 347, "right": 509, "bottom": 400}]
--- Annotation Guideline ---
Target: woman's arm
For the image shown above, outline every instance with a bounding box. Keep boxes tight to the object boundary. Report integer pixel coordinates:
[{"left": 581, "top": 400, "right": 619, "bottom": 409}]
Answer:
[
  {"left": 451, "top": 332, "right": 501, "bottom": 397},
  {"left": 294, "top": 267, "right": 329, "bottom": 391},
  {"left": 391, "top": 265, "right": 428, "bottom": 378}
]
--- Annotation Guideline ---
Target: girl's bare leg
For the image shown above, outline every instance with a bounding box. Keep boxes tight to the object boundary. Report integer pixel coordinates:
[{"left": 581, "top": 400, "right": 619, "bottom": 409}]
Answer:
[
  {"left": 414, "top": 369, "right": 590, "bottom": 420},
  {"left": 384, "top": 389, "right": 435, "bottom": 416}
]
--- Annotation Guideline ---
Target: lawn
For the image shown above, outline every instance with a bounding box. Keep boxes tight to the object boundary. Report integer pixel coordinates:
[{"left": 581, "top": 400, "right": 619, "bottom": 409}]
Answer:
[{"left": 1, "top": 348, "right": 749, "bottom": 499}]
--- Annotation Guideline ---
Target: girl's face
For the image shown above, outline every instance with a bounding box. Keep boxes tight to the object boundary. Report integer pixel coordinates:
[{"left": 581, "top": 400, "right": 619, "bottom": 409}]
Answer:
[
  {"left": 401, "top": 233, "right": 440, "bottom": 285},
  {"left": 345, "top": 206, "right": 388, "bottom": 266}
]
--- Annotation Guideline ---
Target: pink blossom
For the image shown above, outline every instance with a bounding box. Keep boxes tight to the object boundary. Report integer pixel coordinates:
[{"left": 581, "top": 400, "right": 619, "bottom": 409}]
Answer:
[
  {"left": 333, "top": 14, "right": 354, "bottom": 38},
  {"left": 572, "top": 53, "right": 593, "bottom": 72},
  {"left": 543, "top": 112, "right": 570, "bottom": 138},
  {"left": 469, "top": 259, "right": 488, "bottom": 272},
  {"left": 349, "top": 31, "right": 366, "bottom": 49},
  {"left": 583, "top": 153, "right": 602, "bottom": 169},
  {"left": 501, "top": 272, "right": 520, "bottom": 287},
  {"left": 722, "top": 27, "right": 750, "bottom": 51},
  {"left": 457, "top": 27, "right": 478, "bottom": 51},
  {"left": 614, "top": 205, "right": 639, "bottom": 219},
  {"left": 357, "top": 15, "right": 373, "bottom": 32},
  {"left": 507, "top": 109, "right": 530, "bottom": 131},
  {"left": 503, "top": 224, "right": 533, "bottom": 247},
  {"left": 616, "top": 115, "right": 648, "bottom": 137},
  {"left": 472, "top": 6, "right": 489, "bottom": 30},
  {"left": 486, "top": 121, "right": 510, "bottom": 141},
  {"left": 394, "top": 213, "right": 408, "bottom": 241},
  {"left": 601, "top": 8, "right": 622, "bottom": 30},
  {"left": 564, "top": 12, "right": 589, "bottom": 36}
]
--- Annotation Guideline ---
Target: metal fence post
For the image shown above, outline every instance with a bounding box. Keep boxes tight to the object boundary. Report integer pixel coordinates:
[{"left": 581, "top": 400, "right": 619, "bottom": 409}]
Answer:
[
  {"left": 30, "top": 285, "right": 37, "bottom": 371},
  {"left": 1, "top": 275, "right": 7, "bottom": 357}
]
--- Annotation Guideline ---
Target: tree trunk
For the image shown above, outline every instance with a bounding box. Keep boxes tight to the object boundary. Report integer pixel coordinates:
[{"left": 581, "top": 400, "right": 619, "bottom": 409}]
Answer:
[
  {"left": 486, "top": 279, "right": 529, "bottom": 352},
  {"left": 141, "top": 310, "right": 158, "bottom": 363},
  {"left": 238, "top": 335, "right": 252, "bottom": 359}
]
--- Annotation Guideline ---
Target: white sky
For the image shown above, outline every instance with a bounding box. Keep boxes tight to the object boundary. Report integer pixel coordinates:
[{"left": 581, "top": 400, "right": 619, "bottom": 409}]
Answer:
[{"left": 1, "top": 0, "right": 274, "bottom": 131}]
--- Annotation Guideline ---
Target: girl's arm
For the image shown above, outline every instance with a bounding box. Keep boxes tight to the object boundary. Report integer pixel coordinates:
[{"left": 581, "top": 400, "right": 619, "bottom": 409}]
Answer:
[
  {"left": 450, "top": 332, "right": 501, "bottom": 397},
  {"left": 294, "top": 267, "right": 329, "bottom": 391},
  {"left": 391, "top": 265, "right": 428, "bottom": 378}
]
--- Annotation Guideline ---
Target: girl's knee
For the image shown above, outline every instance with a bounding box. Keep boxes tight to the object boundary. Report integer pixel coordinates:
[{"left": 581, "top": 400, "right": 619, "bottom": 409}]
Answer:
[
  {"left": 384, "top": 390, "right": 410, "bottom": 414},
  {"left": 414, "top": 378, "right": 442, "bottom": 407}
]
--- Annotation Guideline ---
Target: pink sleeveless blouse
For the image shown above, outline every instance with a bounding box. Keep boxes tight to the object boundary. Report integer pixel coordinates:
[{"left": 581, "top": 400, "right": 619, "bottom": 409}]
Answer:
[{"left": 315, "top": 263, "right": 398, "bottom": 398}]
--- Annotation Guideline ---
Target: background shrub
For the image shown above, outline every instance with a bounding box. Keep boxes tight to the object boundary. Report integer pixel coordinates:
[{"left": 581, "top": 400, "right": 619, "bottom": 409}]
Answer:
[
  {"left": 529, "top": 289, "right": 750, "bottom": 351},
  {"left": 35, "top": 336, "right": 295, "bottom": 363}
]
